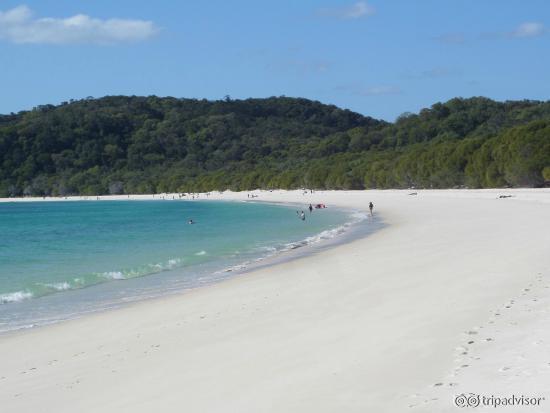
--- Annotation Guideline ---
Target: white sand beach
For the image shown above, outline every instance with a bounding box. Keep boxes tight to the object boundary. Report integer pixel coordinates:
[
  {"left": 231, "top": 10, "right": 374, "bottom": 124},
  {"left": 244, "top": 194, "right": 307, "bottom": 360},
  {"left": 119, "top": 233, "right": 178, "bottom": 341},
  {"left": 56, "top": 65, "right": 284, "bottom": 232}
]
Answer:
[{"left": 1, "top": 189, "right": 550, "bottom": 412}]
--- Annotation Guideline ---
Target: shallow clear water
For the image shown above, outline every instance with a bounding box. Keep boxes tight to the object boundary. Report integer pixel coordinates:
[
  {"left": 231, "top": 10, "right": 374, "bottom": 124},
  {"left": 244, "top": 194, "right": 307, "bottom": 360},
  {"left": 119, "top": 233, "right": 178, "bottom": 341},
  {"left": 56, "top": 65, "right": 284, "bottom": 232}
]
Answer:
[{"left": 0, "top": 200, "right": 365, "bottom": 332}]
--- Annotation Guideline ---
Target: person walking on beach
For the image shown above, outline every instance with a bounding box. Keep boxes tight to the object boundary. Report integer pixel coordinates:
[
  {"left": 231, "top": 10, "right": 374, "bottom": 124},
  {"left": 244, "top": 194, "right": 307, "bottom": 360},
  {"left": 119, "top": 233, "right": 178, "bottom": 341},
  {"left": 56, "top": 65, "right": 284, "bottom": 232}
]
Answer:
[{"left": 369, "top": 202, "right": 374, "bottom": 216}]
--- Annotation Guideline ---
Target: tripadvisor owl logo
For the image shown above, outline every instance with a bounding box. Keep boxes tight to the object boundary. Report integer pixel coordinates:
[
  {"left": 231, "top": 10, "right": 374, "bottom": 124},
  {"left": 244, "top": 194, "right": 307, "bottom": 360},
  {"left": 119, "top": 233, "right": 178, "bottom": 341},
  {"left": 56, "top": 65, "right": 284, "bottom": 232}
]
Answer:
[{"left": 454, "top": 393, "right": 545, "bottom": 408}]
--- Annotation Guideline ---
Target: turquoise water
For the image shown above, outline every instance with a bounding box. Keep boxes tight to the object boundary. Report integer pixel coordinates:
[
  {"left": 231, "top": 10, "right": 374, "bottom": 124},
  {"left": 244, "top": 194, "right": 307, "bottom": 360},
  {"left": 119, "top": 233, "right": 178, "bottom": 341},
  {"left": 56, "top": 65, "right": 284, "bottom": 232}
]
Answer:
[{"left": 0, "top": 200, "right": 365, "bottom": 332}]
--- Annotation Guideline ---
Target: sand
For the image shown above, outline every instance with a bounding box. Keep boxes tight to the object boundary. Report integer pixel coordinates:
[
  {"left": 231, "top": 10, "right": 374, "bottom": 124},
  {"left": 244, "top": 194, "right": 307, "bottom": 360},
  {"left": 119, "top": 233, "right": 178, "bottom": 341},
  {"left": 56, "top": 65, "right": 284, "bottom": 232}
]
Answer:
[{"left": 1, "top": 189, "right": 549, "bottom": 412}]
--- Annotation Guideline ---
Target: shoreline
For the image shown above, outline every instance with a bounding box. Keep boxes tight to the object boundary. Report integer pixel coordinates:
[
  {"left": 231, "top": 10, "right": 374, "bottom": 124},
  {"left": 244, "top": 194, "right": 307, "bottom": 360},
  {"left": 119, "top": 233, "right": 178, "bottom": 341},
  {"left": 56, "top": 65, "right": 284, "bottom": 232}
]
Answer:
[
  {"left": 1, "top": 189, "right": 549, "bottom": 412},
  {"left": 0, "top": 199, "right": 379, "bottom": 334},
  {"left": 1, "top": 187, "right": 549, "bottom": 203}
]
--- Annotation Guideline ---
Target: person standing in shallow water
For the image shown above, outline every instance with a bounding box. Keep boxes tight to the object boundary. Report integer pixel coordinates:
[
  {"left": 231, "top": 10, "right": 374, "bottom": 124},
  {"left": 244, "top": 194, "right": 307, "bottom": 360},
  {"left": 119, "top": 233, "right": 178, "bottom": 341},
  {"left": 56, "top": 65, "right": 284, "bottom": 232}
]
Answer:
[
  {"left": 369, "top": 202, "right": 374, "bottom": 216},
  {"left": 309, "top": 204, "right": 313, "bottom": 213}
]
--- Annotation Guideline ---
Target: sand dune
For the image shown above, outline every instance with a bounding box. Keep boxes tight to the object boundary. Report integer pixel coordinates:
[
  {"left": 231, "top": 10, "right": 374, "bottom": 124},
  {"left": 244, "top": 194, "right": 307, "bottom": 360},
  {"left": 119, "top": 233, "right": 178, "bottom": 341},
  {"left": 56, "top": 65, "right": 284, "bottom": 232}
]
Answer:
[{"left": 1, "top": 189, "right": 549, "bottom": 412}]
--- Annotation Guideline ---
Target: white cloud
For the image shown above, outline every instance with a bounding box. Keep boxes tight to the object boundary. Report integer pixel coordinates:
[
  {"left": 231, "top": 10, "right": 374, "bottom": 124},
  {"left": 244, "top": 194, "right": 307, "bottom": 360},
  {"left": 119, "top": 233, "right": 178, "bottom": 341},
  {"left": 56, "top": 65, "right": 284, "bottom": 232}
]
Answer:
[
  {"left": 511, "top": 22, "right": 545, "bottom": 38},
  {"left": 0, "top": 5, "right": 158, "bottom": 45},
  {"left": 317, "top": 2, "right": 375, "bottom": 20}
]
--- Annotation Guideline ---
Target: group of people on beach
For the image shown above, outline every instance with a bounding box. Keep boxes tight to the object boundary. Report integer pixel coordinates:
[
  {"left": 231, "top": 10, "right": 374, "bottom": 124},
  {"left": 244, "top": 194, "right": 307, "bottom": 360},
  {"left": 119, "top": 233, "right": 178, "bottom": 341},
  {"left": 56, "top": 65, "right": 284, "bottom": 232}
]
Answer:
[
  {"left": 296, "top": 201, "right": 327, "bottom": 221},
  {"left": 187, "top": 198, "right": 374, "bottom": 226},
  {"left": 296, "top": 200, "right": 373, "bottom": 222}
]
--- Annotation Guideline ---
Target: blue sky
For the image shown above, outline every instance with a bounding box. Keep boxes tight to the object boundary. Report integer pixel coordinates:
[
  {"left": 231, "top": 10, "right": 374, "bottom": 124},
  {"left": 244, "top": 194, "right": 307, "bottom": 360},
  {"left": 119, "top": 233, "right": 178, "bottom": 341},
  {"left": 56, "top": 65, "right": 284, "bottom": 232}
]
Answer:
[{"left": 0, "top": 0, "right": 548, "bottom": 120}]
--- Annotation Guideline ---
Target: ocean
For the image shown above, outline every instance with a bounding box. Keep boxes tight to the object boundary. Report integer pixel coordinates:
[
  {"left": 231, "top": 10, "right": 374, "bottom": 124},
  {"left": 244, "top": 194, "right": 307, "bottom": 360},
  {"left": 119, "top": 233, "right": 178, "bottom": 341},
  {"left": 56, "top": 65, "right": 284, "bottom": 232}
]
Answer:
[{"left": 0, "top": 199, "right": 370, "bottom": 332}]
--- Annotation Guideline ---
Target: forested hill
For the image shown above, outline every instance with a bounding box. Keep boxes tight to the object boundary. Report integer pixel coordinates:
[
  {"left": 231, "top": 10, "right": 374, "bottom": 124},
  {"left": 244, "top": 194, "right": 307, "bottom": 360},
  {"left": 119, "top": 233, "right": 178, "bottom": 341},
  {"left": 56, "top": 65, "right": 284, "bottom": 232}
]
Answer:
[{"left": 0, "top": 95, "right": 549, "bottom": 196}]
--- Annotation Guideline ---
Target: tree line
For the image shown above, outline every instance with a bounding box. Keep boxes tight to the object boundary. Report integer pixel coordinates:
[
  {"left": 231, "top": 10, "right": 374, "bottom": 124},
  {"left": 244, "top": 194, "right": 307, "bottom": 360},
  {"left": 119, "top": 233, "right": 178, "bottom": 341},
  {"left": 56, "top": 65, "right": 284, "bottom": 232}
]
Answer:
[{"left": 0, "top": 95, "right": 548, "bottom": 196}]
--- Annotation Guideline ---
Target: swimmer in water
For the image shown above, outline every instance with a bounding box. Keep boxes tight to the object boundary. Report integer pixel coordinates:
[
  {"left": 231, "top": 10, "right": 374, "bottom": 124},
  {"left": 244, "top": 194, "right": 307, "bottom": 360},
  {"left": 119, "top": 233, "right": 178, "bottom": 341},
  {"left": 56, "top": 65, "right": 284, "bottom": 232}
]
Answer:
[{"left": 188, "top": 219, "right": 195, "bottom": 224}]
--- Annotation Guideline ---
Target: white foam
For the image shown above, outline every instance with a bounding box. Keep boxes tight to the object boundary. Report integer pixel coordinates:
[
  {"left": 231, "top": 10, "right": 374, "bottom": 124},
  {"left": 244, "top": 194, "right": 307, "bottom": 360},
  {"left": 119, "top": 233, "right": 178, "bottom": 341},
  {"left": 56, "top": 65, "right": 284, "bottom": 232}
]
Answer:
[
  {"left": 152, "top": 258, "right": 181, "bottom": 271},
  {"left": 0, "top": 290, "right": 33, "bottom": 304},
  {"left": 167, "top": 258, "right": 181, "bottom": 267},
  {"left": 100, "top": 271, "right": 125, "bottom": 280},
  {"left": 255, "top": 246, "right": 278, "bottom": 254},
  {"left": 299, "top": 210, "right": 368, "bottom": 247},
  {"left": 214, "top": 209, "right": 368, "bottom": 275},
  {"left": 96, "top": 258, "right": 185, "bottom": 284},
  {"left": 43, "top": 282, "right": 71, "bottom": 291},
  {"left": 195, "top": 250, "right": 207, "bottom": 256},
  {"left": 214, "top": 261, "right": 251, "bottom": 275}
]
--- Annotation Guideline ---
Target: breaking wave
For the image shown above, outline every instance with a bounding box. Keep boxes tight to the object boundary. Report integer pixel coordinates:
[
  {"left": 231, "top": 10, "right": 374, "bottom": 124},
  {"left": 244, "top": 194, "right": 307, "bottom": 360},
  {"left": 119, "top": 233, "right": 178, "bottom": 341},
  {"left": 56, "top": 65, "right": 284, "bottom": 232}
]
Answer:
[{"left": 0, "top": 290, "right": 34, "bottom": 304}]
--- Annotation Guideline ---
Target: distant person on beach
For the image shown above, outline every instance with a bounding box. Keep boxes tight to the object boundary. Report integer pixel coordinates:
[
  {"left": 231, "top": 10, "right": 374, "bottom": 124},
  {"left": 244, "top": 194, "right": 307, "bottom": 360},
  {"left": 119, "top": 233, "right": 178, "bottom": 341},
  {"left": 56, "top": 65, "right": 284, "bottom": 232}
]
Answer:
[
  {"left": 309, "top": 204, "right": 313, "bottom": 213},
  {"left": 300, "top": 211, "right": 306, "bottom": 221},
  {"left": 369, "top": 202, "right": 374, "bottom": 215}
]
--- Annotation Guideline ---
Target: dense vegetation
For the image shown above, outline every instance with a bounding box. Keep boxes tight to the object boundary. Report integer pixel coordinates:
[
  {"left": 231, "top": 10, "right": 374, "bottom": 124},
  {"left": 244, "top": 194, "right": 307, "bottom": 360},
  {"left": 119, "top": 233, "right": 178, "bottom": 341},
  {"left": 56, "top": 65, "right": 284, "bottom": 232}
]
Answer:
[{"left": 0, "top": 95, "right": 549, "bottom": 196}]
